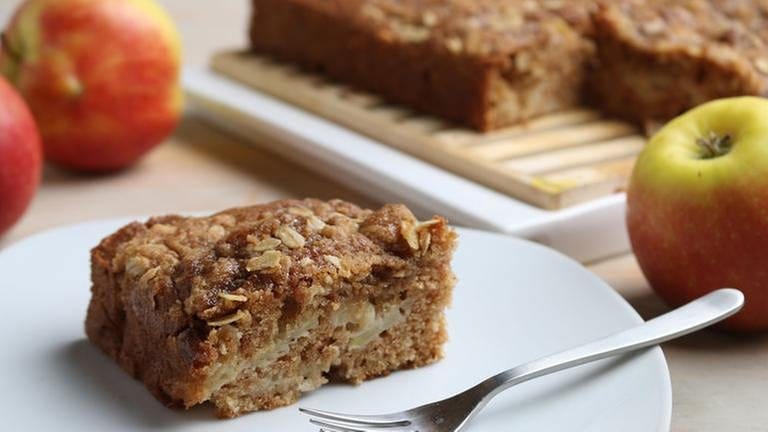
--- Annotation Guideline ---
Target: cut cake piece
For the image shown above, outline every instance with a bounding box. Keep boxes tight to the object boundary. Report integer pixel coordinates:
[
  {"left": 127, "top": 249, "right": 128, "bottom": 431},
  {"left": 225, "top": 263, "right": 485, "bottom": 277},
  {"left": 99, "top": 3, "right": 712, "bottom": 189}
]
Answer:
[
  {"left": 85, "top": 199, "right": 457, "bottom": 418},
  {"left": 248, "top": 0, "right": 595, "bottom": 131},
  {"left": 588, "top": 0, "right": 768, "bottom": 124}
]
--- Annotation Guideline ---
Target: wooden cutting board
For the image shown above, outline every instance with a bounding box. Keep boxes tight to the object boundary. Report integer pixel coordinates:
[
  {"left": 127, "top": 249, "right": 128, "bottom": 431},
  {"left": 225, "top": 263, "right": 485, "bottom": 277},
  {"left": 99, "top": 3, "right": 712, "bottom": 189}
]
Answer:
[{"left": 211, "top": 50, "right": 646, "bottom": 210}]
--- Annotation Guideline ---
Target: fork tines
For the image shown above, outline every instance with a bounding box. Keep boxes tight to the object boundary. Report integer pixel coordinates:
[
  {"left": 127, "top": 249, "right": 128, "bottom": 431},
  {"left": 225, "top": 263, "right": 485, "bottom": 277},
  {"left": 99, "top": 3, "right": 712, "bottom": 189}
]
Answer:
[{"left": 300, "top": 407, "right": 414, "bottom": 432}]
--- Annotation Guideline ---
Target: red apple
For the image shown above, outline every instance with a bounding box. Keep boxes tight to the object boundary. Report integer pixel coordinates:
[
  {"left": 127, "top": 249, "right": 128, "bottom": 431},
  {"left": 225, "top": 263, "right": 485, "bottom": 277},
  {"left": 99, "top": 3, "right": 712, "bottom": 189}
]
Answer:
[
  {"left": 627, "top": 97, "right": 768, "bottom": 332},
  {"left": 0, "top": 0, "right": 182, "bottom": 171},
  {"left": 0, "top": 75, "right": 42, "bottom": 237}
]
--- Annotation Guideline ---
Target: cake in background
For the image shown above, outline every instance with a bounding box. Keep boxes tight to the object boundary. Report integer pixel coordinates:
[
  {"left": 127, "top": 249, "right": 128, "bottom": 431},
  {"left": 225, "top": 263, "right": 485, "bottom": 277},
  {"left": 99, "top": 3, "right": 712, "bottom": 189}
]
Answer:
[{"left": 248, "top": 0, "right": 768, "bottom": 131}]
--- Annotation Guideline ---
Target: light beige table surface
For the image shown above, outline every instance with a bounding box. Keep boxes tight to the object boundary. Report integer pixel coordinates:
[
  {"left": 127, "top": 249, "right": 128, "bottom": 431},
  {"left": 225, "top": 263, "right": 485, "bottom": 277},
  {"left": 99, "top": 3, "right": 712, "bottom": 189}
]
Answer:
[{"left": 1, "top": 1, "right": 765, "bottom": 431}]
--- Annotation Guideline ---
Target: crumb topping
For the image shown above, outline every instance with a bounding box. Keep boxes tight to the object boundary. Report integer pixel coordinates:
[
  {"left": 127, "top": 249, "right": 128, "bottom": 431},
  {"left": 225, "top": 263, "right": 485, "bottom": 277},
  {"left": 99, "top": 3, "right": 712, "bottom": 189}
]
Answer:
[
  {"left": 345, "top": 0, "right": 594, "bottom": 56},
  {"left": 601, "top": 0, "right": 768, "bottom": 77},
  {"left": 106, "top": 199, "right": 451, "bottom": 330}
]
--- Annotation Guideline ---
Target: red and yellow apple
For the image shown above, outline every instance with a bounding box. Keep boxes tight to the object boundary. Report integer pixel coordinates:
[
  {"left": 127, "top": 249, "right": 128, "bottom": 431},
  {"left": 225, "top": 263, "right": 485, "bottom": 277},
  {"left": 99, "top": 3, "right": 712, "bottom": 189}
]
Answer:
[
  {"left": 0, "top": 0, "right": 182, "bottom": 171},
  {"left": 0, "top": 75, "right": 42, "bottom": 237},
  {"left": 627, "top": 96, "right": 768, "bottom": 332}
]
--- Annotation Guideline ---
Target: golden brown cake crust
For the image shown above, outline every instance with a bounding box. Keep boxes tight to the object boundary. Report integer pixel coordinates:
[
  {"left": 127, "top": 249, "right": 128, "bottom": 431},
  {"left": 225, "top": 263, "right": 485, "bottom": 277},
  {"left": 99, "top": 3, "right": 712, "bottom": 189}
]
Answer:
[
  {"left": 249, "top": 0, "right": 594, "bottom": 131},
  {"left": 85, "top": 199, "right": 457, "bottom": 417}
]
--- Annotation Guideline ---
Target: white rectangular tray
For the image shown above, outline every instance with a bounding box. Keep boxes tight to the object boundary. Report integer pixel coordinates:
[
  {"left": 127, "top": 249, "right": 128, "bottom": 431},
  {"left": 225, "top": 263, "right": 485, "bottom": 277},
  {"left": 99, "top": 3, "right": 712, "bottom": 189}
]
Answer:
[{"left": 183, "top": 68, "right": 630, "bottom": 262}]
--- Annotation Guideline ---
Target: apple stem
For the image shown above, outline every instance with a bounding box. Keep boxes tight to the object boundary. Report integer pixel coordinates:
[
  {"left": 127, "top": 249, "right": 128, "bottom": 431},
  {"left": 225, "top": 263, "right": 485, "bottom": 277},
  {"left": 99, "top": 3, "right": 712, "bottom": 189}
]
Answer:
[
  {"left": 0, "top": 33, "right": 20, "bottom": 63},
  {"left": 696, "top": 131, "right": 733, "bottom": 159},
  {"left": 0, "top": 32, "right": 23, "bottom": 83}
]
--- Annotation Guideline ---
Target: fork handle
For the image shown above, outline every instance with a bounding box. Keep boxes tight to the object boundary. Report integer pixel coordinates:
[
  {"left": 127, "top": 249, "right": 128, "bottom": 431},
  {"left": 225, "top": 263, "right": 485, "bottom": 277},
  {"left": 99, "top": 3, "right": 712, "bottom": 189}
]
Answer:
[{"left": 480, "top": 288, "right": 744, "bottom": 400}]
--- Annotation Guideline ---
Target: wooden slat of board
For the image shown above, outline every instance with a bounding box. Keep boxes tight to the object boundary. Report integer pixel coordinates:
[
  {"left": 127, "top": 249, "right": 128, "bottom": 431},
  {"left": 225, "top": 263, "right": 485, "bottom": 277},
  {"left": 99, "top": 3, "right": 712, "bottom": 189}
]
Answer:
[
  {"left": 519, "top": 158, "right": 636, "bottom": 209},
  {"left": 542, "top": 157, "right": 637, "bottom": 192},
  {"left": 337, "top": 88, "right": 383, "bottom": 108},
  {"left": 397, "top": 115, "right": 453, "bottom": 136},
  {"left": 467, "top": 121, "right": 638, "bottom": 161},
  {"left": 503, "top": 136, "right": 645, "bottom": 175},
  {"left": 210, "top": 50, "right": 646, "bottom": 210},
  {"left": 433, "top": 109, "right": 603, "bottom": 147},
  {"left": 366, "top": 105, "right": 415, "bottom": 122}
]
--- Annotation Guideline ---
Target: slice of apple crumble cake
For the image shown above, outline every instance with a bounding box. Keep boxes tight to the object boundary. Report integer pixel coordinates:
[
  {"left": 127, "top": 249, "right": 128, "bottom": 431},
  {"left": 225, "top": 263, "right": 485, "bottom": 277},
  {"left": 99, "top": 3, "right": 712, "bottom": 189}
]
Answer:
[{"left": 85, "top": 199, "right": 456, "bottom": 417}]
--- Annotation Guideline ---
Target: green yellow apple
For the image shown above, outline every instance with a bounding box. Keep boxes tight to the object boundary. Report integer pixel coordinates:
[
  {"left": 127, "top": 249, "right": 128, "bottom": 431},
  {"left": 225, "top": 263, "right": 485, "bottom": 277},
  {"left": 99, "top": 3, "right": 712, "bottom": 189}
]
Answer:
[
  {"left": 0, "top": 0, "right": 182, "bottom": 171},
  {"left": 627, "top": 96, "right": 768, "bottom": 332}
]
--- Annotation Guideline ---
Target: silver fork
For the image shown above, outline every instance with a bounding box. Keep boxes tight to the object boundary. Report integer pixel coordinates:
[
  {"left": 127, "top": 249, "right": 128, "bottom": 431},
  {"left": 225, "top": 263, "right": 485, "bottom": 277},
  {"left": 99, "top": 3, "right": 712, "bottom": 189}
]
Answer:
[{"left": 300, "top": 288, "right": 744, "bottom": 432}]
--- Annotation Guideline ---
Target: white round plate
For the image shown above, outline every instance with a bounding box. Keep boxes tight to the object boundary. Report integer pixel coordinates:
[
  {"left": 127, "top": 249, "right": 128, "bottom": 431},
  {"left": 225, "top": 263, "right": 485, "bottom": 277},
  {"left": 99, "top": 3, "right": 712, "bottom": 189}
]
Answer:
[{"left": 0, "top": 219, "right": 671, "bottom": 431}]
